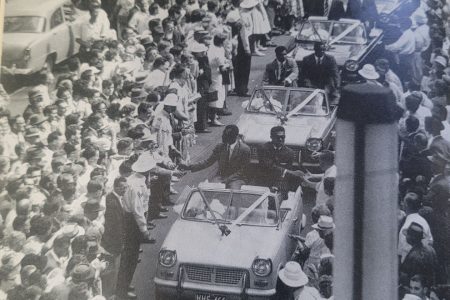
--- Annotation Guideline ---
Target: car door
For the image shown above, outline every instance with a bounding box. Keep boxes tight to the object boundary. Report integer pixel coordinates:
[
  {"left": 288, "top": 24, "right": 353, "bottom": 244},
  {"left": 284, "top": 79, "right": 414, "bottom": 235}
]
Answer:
[{"left": 49, "top": 7, "right": 70, "bottom": 64}]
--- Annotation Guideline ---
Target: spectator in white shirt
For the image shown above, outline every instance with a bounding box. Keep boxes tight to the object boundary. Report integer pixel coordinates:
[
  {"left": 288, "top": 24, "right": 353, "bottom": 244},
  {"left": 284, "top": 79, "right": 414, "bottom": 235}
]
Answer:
[
  {"left": 398, "top": 192, "right": 433, "bottom": 262},
  {"left": 411, "top": 13, "right": 431, "bottom": 84},
  {"left": 386, "top": 18, "right": 416, "bottom": 84},
  {"left": 128, "top": 0, "right": 151, "bottom": 35},
  {"left": 143, "top": 57, "right": 170, "bottom": 90}
]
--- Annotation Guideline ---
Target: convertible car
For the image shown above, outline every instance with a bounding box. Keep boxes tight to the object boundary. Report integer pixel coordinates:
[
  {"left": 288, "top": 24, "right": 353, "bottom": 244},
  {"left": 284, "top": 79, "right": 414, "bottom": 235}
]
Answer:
[
  {"left": 236, "top": 86, "right": 336, "bottom": 170},
  {"left": 287, "top": 17, "right": 384, "bottom": 81},
  {"left": 154, "top": 182, "right": 305, "bottom": 300}
]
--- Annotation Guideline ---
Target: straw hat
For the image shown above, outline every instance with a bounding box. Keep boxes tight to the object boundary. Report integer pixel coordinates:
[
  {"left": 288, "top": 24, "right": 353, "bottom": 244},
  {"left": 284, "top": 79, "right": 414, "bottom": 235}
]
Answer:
[
  {"left": 358, "top": 64, "right": 380, "bottom": 80},
  {"left": 163, "top": 93, "right": 178, "bottom": 106},
  {"left": 312, "top": 216, "right": 335, "bottom": 230},
  {"left": 433, "top": 55, "right": 448, "bottom": 68},
  {"left": 240, "top": 0, "right": 258, "bottom": 8},
  {"left": 278, "top": 261, "right": 308, "bottom": 288}
]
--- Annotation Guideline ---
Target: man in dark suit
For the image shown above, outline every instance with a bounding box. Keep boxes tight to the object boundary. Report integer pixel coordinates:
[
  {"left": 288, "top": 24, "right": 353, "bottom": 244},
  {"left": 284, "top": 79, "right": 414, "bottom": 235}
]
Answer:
[
  {"left": 345, "top": 0, "right": 379, "bottom": 28},
  {"left": 101, "top": 177, "right": 130, "bottom": 299},
  {"left": 423, "top": 116, "right": 450, "bottom": 160},
  {"left": 180, "top": 125, "right": 251, "bottom": 189},
  {"left": 263, "top": 46, "right": 299, "bottom": 87},
  {"left": 258, "top": 126, "right": 304, "bottom": 199},
  {"left": 304, "top": 0, "right": 345, "bottom": 20},
  {"left": 300, "top": 42, "right": 340, "bottom": 104}
]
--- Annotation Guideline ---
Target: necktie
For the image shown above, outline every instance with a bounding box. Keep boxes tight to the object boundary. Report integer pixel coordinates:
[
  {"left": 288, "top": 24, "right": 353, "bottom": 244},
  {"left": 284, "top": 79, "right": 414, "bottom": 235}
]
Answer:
[{"left": 324, "top": 0, "right": 329, "bottom": 16}]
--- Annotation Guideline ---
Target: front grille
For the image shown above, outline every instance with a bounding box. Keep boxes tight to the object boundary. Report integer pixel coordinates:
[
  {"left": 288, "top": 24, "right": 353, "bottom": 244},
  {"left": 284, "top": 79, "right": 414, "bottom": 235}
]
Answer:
[{"left": 184, "top": 265, "right": 246, "bottom": 286}]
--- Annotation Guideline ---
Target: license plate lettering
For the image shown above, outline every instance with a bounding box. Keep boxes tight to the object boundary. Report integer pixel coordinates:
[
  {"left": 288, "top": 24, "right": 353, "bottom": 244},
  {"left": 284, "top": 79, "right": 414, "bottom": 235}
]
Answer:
[{"left": 195, "top": 293, "right": 226, "bottom": 300}]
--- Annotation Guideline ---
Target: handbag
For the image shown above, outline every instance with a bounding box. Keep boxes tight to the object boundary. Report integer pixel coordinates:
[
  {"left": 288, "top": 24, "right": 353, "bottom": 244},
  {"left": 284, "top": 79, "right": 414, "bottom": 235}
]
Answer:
[{"left": 204, "top": 90, "right": 219, "bottom": 103}]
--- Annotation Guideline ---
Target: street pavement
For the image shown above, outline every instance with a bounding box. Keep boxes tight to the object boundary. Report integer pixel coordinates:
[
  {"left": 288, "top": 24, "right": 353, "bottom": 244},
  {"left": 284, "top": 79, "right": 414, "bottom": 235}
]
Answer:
[{"left": 134, "top": 35, "right": 317, "bottom": 300}]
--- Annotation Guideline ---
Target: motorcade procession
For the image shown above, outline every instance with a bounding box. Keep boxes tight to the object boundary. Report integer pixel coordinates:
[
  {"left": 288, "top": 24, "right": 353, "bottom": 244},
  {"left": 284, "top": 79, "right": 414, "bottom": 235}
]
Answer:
[{"left": 0, "top": 0, "right": 449, "bottom": 298}]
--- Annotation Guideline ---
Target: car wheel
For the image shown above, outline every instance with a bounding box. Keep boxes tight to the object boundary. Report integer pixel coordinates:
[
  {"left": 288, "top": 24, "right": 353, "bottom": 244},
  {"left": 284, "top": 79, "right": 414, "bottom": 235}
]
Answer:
[{"left": 44, "top": 55, "right": 56, "bottom": 72}]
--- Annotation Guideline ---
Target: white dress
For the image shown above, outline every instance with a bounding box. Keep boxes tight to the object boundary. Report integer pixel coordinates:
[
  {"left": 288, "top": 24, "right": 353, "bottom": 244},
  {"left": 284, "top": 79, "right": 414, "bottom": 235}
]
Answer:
[
  {"left": 251, "top": 0, "right": 271, "bottom": 35},
  {"left": 207, "top": 44, "right": 226, "bottom": 109}
]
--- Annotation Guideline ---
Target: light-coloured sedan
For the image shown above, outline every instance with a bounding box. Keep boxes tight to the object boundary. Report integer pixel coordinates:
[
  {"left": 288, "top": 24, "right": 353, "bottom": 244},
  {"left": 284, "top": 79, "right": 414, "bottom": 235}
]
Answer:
[{"left": 155, "top": 183, "right": 304, "bottom": 300}]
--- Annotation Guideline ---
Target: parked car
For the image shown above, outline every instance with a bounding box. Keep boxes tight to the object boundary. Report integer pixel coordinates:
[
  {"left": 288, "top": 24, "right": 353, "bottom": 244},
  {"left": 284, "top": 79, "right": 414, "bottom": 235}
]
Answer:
[
  {"left": 155, "top": 182, "right": 304, "bottom": 300},
  {"left": 236, "top": 86, "right": 336, "bottom": 170},
  {"left": 1, "top": 0, "right": 88, "bottom": 75},
  {"left": 286, "top": 17, "right": 384, "bottom": 83}
]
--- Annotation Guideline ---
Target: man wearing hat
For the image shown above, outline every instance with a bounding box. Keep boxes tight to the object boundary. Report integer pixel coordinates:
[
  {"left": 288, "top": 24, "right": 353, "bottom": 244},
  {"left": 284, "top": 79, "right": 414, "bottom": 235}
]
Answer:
[
  {"left": 23, "top": 88, "right": 45, "bottom": 122},
  {"left": 399, "top": 222, "right": 438, "bottom": 287},
  {"left": 153, "top": 93, "right": 182, "bottom": 159},
  {"left": 276, "top": 261, "right": 321, "bottom": 299},
  {"left": 423, "top": 116, "right": 450, "bottom": 159},
  {"left": 299, "top": 42, "right": 340, "bottom": 104}
]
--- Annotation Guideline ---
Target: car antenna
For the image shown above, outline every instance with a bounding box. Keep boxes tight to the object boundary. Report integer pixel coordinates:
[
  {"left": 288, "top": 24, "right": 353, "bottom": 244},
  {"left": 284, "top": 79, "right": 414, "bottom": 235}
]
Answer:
[{"left": 197, "top": 188, "right": 231, "bottom": 236}]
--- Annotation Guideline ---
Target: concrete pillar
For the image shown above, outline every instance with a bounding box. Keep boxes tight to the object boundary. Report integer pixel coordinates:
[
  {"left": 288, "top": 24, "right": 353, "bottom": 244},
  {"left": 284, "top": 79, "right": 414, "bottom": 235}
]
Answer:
[{"left": 333, "top": 83, "right": 403, "bottom": 300}]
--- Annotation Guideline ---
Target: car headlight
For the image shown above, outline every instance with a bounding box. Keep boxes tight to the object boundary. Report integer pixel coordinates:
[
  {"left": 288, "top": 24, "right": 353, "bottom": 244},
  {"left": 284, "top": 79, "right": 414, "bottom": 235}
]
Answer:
[
  {"left": 344, "top": 60, "right": 359, "bottom": 72},
  {"left": 24, "top": 48, "right": 31, "bottom": 62},
  {"left": 159, "top": 249, "right": 177, "bottom": 267},
  {"left": 306, "top": 138, "right": 323, "bottom": 152},
  {"left": 252, "top": 258, "right": 272, "bottom": 277}
]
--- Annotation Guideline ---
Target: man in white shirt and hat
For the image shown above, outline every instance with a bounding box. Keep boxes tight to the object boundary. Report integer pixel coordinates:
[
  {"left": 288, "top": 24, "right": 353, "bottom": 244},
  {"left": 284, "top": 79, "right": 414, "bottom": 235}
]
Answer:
[
  {"left": 116, "top": 153, "right": 157, "bottom": 299},
  {"left": 277, "top": 261, "right": 322, "bottom": 299}
]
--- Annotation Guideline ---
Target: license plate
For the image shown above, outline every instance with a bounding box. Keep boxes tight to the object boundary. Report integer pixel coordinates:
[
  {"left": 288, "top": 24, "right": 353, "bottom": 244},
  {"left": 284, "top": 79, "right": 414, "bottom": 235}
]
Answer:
[{"left": 195, "top": 293, "right": 226, "bottom": 300}]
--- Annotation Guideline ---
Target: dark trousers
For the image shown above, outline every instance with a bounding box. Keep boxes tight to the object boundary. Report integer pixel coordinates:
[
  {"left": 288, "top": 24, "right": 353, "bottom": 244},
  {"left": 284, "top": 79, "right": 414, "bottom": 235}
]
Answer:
[
  {"left": 148, "top": 171, "right": 171, "bottom": 220},
  {"left": 195, "top": 96, "right": 209, "bottom": 130},
  {"left": 233, "top": 36, "right": 252, "bottom": 95},
  {"left": 116, "top": 213, "right": 141, "bottom": 298}
]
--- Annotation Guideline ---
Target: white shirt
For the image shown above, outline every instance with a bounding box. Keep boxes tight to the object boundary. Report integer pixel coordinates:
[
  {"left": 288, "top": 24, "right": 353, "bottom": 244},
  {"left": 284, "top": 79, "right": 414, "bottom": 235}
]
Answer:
[
  {"left": 228, "top": 141, "right": 238, "bottom": 160},
  {"left": 123, "top": 174, "right": 149, "bottom": 233},
  {"left": 385, "top": 29, "right": 416, "bottom": 55},
  {"left": 316, "top": 165, "right": 337, "bottom": 206},
  {"left": 414, "top": 24, "right": 431, "bottom": 52},
  {"left": 398, "top": 212, "right": 433, "bottom": 262},
  {"left": 128, "top": 11, "right": 150, "bottom": 35},
  {"left": 143, "top": 69, "right": 168, "bottom": 90}
]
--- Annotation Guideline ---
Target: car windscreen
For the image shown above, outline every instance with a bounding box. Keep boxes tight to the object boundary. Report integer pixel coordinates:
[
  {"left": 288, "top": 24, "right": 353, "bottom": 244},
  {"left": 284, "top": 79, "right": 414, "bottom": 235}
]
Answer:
[
  {"left": 298, "top": 21, "right": 365, "bottom": 44},
  {"left": 183, "top": 190, "right": 278, "bottom": 226},
  {"left": 4, "top": 16, "right": 46, "bottom": 33},
  {"left": 286, "top": 89, "right": 328, "bottom": 116},
  {"left": 247, "top": 88, "right": 287, "bottom": 114}
]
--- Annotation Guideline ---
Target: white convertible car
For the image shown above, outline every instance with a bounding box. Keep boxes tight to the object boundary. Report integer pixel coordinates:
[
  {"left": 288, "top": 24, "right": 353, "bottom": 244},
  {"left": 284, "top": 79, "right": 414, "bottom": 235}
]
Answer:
[{"left": 154, "top": 182, "right": 305, "bottom": 300}]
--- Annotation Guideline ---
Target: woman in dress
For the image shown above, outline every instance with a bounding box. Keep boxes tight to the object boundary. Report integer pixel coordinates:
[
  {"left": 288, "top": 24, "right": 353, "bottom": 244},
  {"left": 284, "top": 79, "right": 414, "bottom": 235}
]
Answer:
[{"left": 251, "top": 0, "right": 272, "bottom": 56}]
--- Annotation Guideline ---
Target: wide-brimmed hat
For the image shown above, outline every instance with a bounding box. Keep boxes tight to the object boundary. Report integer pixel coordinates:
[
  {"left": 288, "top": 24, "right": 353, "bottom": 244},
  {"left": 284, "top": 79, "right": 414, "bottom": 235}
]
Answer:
[
  {"left": 278, "top": 261, "right": 308, "bottom": 288},
  {"left": 240, "top": 0, "right": 258, "bottom": 8},
  {"left": 25, "top": 127, "right": 41, "bottom": 138},
  {"left": 312, "top": 216, "right": 335, "bottom": 230},
  {"left": 403, "top": 294, "right": 422, "bottom": 300},
  {"left": 61, "top": 223, "right": 80, "bottom": 239},
  {"left": 132, "top": 152, "right": 156, "bottom": 173},
  {"left": 71, "top": 263, "right": 95, "bottom": 283},
  {"left": 163, "top": 93, "right": 178, "bottom": 106},
  {"left": 402, "top": 222, "right": 424, "bottom": 239},
  {"left": 81, "top": 199, "right": 105, "bottom": 212},
  {"left": 26, "top": 146, "right": 46, "bottom": 160},
  {"left": 189, "top": 41, "right": 208, "bottom": 53},
  {"left": 358, "top": 64, "right": 380, "bottom": 80},
  {"left": 427, "top": 151, "right": 450, "bottom": 167},
  {"left": 433, "top": 55, "right": 448, "bottom": 68},
  {"left": 140, "top": 131, "right": 157, "bottom": 142}
]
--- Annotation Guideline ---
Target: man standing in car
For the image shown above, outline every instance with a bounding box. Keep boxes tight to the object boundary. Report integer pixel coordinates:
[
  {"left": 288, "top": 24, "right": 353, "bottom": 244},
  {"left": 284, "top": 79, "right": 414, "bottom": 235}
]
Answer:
[
  {"left": 299, "top": 41, "right": 341, "bottom": 104},
  {"left": 258, "top": 126, "right": 304, "bottom": 199},
  {"left": 263, "top": 46, "right": 299, "bottom": 87}
]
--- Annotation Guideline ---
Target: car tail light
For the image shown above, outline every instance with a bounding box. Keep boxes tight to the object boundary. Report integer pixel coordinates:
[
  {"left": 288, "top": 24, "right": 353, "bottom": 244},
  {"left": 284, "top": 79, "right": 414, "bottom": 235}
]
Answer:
[
  {"left": 159, "top": 249, "right": 177, "bottom": 267},
  {"left": 306, "top": 138, "right": 323, "bottom": 152},
  {"left": 24, "top": 48, "right": 31, "bottom": 62},
  {"left": 252, "top": 258, "right": 272, "bottom": 277}
]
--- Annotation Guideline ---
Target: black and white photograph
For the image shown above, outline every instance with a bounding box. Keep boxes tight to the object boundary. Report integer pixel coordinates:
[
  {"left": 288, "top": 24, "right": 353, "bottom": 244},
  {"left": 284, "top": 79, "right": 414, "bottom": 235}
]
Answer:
[{"left": 0, "top": 0, "right": 449, "bottom": 298}]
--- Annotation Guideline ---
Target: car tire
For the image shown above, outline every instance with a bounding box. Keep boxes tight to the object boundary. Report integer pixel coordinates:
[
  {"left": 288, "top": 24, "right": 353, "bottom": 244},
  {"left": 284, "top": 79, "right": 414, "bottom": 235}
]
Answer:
[{"left": 44, "top": 55, "right": 56, "bottom": 72}]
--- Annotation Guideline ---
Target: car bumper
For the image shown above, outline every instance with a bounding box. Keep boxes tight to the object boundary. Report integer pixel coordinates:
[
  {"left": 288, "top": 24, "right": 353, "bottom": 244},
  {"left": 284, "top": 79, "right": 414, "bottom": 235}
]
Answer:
[
  {"left": 1, "top": 65, "right": 33, "bottom": 75},
  {"left": 155, "top": 278, "right": 276, "bottom": 300}
]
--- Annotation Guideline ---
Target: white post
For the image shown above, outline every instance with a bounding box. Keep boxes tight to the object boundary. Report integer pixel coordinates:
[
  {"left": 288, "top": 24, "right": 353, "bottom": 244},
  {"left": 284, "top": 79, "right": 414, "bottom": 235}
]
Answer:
[{"left": 333, "top": 83, "right": 402, "bottom": 300}]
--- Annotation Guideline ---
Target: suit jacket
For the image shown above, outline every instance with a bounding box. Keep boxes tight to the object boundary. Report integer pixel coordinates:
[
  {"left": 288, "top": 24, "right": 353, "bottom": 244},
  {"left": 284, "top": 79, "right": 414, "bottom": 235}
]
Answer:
[
  {"left": 345, "top": 0, "right": 379, "bottom": 24},
  {"left": 425, "top": 136, "right": 450, "bottom": 160},
  {"left": 328, "top": 0, "right": 346, "bottom": 20},
  {"left": 102, "top": 192, "right": 125, "bottom": 256},
  {"left": 263, "top": 58, "right": 299, "bottom": 86},
  {"left": 423, "top": 174, "right": 450, "bottom": 209},
  {"left": 190, "top": 140, "right": 251, "bottom": 182},
  {"left": 258, "top": 142, "right": 296, "bottom": 184},
  {"left": 300, "top": 53, "right": 340, "bottom": 89}
]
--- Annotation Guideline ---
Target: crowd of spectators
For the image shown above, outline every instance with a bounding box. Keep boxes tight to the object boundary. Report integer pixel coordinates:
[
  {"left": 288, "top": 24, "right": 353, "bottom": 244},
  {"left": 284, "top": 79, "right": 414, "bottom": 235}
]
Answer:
[{"left": 0, "top": 0, "right": 449, "bottom": 299}]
